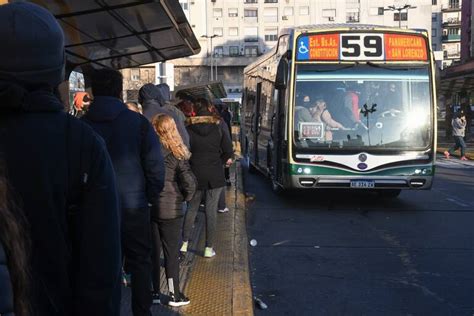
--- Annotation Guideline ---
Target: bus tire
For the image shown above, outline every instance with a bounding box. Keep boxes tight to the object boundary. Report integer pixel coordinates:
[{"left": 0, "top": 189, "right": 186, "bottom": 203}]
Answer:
[{"left": 378, "top": 189, "right": 401, "bottom": 198}]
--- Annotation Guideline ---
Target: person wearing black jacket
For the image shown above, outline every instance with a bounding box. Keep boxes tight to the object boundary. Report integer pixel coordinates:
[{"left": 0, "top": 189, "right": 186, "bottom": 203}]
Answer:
[
  {"left": 150, "top": 114, "right": 196, "bottom": 307},
  {"left": 0, "top": 3, "right": 122, "bottom": 315},
  {"left": 82, "top": 69, "right": 165, "bottom": 316},
  {"left": 181, "top": 98, "right": 234, "bottom": 258}
]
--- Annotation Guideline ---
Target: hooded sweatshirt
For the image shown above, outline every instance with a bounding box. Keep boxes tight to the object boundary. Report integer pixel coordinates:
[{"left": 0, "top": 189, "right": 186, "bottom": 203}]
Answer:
[
  {"left": 452, "top": 116, "right": 466, "bottom": 137},
  {"left": 139, "top": 84, "right": 190, "bottom": 148},
  {"left": 82, "top": 96, "right": 165, "bottom": 208},
  {"left": 0, "top": 81, "right": 121, "bottom": 316}
]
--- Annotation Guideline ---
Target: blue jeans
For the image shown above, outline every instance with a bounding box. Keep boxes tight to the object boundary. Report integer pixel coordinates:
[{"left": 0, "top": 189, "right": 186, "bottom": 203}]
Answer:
[{"left": 448, "top": 136, "right": 466, "bottom": 157}]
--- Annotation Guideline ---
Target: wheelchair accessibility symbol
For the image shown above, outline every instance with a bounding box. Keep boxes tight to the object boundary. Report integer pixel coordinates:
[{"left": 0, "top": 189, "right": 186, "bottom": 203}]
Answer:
[
  {"left": 299, "top": 41, "right": 309, "bottom": 54},
  {"left": 297, "top": 36, "right": 310, "bottom": 60}
]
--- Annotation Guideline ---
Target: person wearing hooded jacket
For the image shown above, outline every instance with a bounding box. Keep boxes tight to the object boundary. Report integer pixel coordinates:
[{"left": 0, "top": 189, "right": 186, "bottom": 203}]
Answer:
[
  {"left": 0, "top": 3, "right": 122, "bottom": 316},
  {"left": 181, "top": 98, "right": 233, "bottom": 258},
  {"left": 139, "top": 83, "right": 190, "bottom": 148},
  {"left": 156, "top": 83, "right": 187, "bottom": 125},
  {"left": 150, "top": 114, "right": 196, "bottom": 307},
  {"left": 82, "top": 69, "right": 165, "bottom": 316}
]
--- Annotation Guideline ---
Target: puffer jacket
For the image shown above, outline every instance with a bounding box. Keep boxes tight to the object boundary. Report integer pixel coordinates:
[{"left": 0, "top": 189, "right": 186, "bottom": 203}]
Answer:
[
  {"left": 0, "top": 242, "right": 14, "bottom": 316},
  {"left": 151, "top": 148, "right": 197, "bottom": 221},
  {"left": 186, "top": 116, "right": 234, "bottom": 189}
]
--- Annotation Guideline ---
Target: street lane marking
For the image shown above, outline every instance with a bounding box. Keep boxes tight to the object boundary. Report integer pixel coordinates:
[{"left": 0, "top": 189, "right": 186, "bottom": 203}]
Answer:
[{"left": 446, "top": 198, "right": 469, "bottom": 207}]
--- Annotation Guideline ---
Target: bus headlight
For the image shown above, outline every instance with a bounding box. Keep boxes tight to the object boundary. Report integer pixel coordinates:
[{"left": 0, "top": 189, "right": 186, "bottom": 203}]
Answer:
[{"left": 304, "top": 168, "right": 311, "bottom": 174}]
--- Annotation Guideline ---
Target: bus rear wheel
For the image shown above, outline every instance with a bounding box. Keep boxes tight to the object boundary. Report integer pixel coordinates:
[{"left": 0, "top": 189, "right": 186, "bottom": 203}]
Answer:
[{"left": 378, "top": 189, "right": 401, "bottom": 198}]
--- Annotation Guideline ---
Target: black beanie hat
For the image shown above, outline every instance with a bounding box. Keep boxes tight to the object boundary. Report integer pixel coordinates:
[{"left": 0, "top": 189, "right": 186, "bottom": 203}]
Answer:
[{"left": 0, "top": 2, "right": 65, "bottom": 86}]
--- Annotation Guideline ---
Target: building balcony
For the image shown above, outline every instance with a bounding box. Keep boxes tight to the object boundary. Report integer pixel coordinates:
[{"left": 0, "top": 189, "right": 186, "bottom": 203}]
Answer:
[
  {"left": 442, "top": 18, "right": 461, "bottom": 27},
  {"left": 441, "top": 4, "right": 461, "bottom": 11},
  {"left": 442, "top": 34, "right": 461, "bottom": 42}
]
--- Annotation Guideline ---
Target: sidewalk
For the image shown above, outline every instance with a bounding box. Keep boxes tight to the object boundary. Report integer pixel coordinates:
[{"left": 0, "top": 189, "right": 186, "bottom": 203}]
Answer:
[{"left": 120, "top": 159, "right": 253, "bottom": 315}]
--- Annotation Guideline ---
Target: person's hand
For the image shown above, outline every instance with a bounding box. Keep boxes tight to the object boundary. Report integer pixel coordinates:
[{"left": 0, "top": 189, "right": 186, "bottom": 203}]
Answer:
[{"left": 225, "top": 158, "right": 233, "bottom": 167}]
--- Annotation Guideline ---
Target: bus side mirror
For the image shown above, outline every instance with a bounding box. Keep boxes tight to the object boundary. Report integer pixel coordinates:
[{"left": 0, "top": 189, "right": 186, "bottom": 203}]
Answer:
[{"left": 275, "top": 60, "right": 288, "bottom": 90}]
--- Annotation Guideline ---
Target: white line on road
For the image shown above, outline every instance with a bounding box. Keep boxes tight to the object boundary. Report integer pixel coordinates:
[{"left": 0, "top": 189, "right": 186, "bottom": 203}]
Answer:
[{"left": 446, "top": 198, "right": 470, "bottom": 207}]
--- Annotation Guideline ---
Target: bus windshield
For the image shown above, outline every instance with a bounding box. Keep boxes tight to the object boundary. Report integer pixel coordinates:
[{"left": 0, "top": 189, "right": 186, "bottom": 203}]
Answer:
[{"left": 293, "top": 64, "right": 432, "bottom": 151}]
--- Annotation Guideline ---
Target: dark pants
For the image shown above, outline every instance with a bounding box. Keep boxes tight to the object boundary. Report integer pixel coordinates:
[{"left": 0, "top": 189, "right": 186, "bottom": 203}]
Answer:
[
  {"left": 183, "top": 187, "right": 223, "bottom": 248},
  {"left": 448, "top": 135, "right": 467, "bottom": 157},
  {"left": 218, "top": 188, "right": 226, "bottom": 210},
  {"left": 151, "top": 217, "right": 182, "bottom": 295},
  {"left": 122, "top": 207, "right": 152, "bottom": 316}
]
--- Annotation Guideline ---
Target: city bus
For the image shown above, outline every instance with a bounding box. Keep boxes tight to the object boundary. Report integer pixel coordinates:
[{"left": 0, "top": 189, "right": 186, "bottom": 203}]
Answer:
[{"left": 241, "top": 25, "right": 436, "bottom": 197}]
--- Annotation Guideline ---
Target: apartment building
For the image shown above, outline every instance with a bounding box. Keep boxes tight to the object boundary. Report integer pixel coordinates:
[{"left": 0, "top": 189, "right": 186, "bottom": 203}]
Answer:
[{"left": 169, "top": 0, "right": 432, "bottom": 99}]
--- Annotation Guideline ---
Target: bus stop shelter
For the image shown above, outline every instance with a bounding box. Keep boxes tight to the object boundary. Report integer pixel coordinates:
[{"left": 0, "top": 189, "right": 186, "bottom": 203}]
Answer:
[{"left": 2, "top": 0, "right": 201, "bottom": 75}]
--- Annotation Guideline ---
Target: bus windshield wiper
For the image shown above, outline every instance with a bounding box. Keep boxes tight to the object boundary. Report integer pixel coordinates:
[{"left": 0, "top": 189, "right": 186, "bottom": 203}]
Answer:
[{"left": 309, "top": 64, "right": 356, "bottom": 73}]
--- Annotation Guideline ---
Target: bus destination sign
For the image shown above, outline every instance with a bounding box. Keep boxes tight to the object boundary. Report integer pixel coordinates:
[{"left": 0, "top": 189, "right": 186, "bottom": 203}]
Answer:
[{"left": 296, "top": 33, "right": 427, "bottom": 61}]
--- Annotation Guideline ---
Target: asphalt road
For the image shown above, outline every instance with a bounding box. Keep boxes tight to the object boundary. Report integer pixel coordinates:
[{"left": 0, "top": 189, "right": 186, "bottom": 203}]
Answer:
[{"left": 245, "top": 156, "right": 474, "bottom": 316}]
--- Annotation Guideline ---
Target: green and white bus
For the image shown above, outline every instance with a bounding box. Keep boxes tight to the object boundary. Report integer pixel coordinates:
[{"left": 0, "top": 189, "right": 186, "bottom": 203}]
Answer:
[{"left": 241, "top": 25, "right": 436, "bottom": 197}]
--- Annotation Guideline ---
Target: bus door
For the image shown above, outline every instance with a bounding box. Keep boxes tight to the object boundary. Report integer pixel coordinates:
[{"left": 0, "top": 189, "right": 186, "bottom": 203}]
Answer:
[
  {"left": 270, "top": 87, "right": 286, "bottom": 184},
  {"left": 250, "top": 82, "right": 262, "bottom": 167}
]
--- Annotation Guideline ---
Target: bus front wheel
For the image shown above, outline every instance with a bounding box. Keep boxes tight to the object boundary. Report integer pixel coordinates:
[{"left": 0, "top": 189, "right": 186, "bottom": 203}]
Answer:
[{"left": 378, "top": 189, "right": 401, "bottom": 198}]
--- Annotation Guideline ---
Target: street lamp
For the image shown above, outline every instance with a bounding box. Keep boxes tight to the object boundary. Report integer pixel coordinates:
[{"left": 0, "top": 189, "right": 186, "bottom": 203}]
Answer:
[
  {"left": 201, "top": 34, "right": 221, "bottom": 81},
  {"left": 384, "top": 4, "right": 417, "bottom": 28}
]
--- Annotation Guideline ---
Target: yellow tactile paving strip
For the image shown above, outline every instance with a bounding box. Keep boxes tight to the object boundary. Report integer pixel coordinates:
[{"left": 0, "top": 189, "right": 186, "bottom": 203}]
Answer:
[{"left": 180, "top": 161, "right": 253, "bottom": 316}]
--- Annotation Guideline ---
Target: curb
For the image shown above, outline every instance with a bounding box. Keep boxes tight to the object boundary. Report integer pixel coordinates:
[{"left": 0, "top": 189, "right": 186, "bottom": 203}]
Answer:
[{"left": 232, "top": 161, "right": 254, "bottom": 316}]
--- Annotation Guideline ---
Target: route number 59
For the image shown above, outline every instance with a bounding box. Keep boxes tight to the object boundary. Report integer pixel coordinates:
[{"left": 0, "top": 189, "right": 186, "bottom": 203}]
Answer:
[{"left": 340, "top": 34, "right": 384, "bottom": 60}]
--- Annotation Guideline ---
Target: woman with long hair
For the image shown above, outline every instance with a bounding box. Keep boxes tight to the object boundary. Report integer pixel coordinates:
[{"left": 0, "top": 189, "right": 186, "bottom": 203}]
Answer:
[
  {"left": 0, "top": 165, "right": 30, "bottom": 316},
  {"left": 150, "top": 114, "right": 196, "bottom": 307}
]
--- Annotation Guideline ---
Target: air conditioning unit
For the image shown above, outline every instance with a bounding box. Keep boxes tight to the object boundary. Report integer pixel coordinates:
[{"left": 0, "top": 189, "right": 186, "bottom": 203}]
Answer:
[
  {"left": 282, "top": 15, "right": 288, "bottom": 20},
  {"left": 211, "top": 0, "right": 216, "bottom": 2},
  {"left": 328, "top": 17, "right": 335, "bottom": 21}
]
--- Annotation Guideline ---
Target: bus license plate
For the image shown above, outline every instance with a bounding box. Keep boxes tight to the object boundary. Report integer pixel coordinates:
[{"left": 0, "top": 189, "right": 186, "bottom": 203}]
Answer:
[{"left": 350, "top": 180, "right": 375, "bottom": 188}]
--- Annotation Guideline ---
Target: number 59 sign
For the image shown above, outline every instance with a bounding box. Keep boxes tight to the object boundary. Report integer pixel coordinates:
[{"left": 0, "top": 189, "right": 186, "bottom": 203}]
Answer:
[{"left": 296, "top": 33, "right": 427, "bottom": 61}]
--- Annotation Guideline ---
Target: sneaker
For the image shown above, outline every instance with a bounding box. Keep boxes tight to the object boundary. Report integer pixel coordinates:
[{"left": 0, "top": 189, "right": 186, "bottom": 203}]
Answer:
[
  {"left": 460, "top": 156, "right": 469, "bottom": 161},
  {"left": 180, "top": 241, "right": 188, "bottom": 253},
  {"left": 168, "top": 292, "right": 190, "bottom": 307},
  {"left": 218, "top": 207, "right": 230, "bottom": 213},
  {"left": 204, "top": 247, "right": 216, "bottom": 258},
  {"left": 444, "top": 151, "right": 450, "bottom": 159},
  {"left": 152, "top": 292, "right": 161, "bottom": 304},
  {"left": 122, "top": 272, "right": 131, "bottom": 287}
]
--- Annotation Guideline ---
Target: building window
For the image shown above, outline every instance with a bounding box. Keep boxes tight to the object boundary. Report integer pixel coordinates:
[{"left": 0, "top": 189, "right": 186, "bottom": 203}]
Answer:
[
  {"left": 432, "top": 44, "right": 437, "bottom": 50},
  {"left": 229, "top": 27, "right": 239, "bottom": 36},
  {"left": 299, "top": 6, "right": 309, "bottom": 15},
  {"left": 244, "top": 26, "right": 258, "bottom": 42},
  {"left": 264, "top": 27, "right": 278, "bottom": 42},
  {"left": 228, "top": 8, "right": 238, "bottom": 17},
  {"left": 131, "top": 69, "right": 140, "bottom": 81},
  {"left": 213, "top": 27, "right": 223, "bottom": 36},
  {"left": 432, "top": 13, "right": 437, "bottom": 21},
  {"left": 263, "top": 7, "right": 278, "bottom": 22},
  {"left": 432, "top": 0, "right": 437, "bottom": 5},
  {"left": 244, "top": 46, "right": 259, "bottom": 57},
  {"left": 394, "top": 12, "right": 408, "bottom": 21},
  {"left": 214, "top": 46, "right": 223, "bottom": 57},
  {"left": 322, "top": 9, "right": 336, "bottom": 19},
  {"left": 180, "top": 2, "right": 188, "bottom": 10},
  {"left": 369, "top": 7, "right": 384, "bottom": 15},
  {"left": 244, "top": 9, "right": 258, "bottom": 17},
  {"left": 244, "top": 0, "right": 258, "bottom": 3},
  {"left": 432, "top": 28, "right": 437, "bottom": 37},
  {"left": 283, "top": 7, "right": 293, "bottom": 16},
  {"left": 264, "top": 0, "right": 278, "bottom": 2},
  {"left": 213, "top": 8, "right": 222, "bottom": 17},
  {"left": 229, "top": 46, "right": 240, "bottom": 56},
  {"left": 346, "top": 11, "right": 360, "bottom": 22}
]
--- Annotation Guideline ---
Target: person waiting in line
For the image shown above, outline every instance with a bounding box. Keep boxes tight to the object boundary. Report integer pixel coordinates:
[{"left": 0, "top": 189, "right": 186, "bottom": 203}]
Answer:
[
  {"left": 181, "top": 98, "right": 234, "bottom": 258},
  {"left": 82, "top": 69, "right": 165, "bottom": 316},
  {"left": 126, "top": 101, "right": 142, "bottom": 114},
  {"left": 0, "top": 3, "right": 122, "bottom": 315},
  {"left": 150, "top": 114, "right": 197, "bottom": 307},
  {"left": 0, "top": 167, "right": 30, "bottom": 316},
  {"left": 177, "top": 99, "right": 196, "bottom": 117},
  {"left": 139, "top": 83, "right": 190, "bottom": 148},
  {"left": 444, "top": 110, "right": 469, "bottom": 161}
]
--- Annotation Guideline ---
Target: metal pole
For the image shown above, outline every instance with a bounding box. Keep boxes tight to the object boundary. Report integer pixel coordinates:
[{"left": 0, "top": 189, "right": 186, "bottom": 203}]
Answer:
[{"left": 210, "top": 36, "right": 214, "bottom": 81}]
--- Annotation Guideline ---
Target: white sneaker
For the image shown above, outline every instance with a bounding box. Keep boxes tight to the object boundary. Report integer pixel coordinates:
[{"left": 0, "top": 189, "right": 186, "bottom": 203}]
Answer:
[
  {"left": 204, "top": 247, "right": 216, "bottom": 258},
  {"left": 180, "top": 241, "right": 188, "bottom": 253},
  {"left": 218, "top": 207, "right": 230, "bottom": 213}
]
